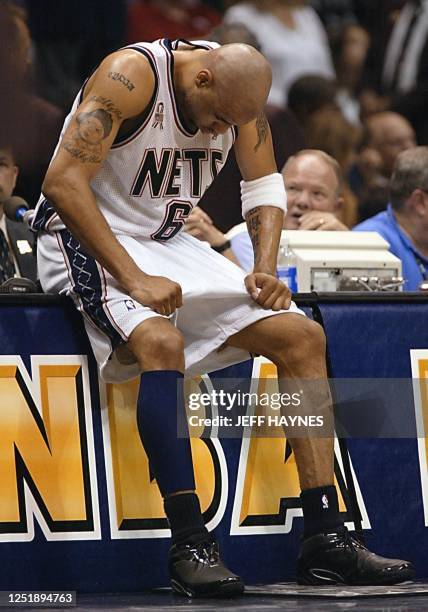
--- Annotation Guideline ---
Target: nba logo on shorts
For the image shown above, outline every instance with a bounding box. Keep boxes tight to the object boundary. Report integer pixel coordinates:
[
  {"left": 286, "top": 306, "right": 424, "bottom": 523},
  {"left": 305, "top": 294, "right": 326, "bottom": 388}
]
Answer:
[
  {"left": 322, "top": 494, "right": 329, "bottom": 509},
  {"left": 125, "top": 299, "right": 136, "bottom": 311}
]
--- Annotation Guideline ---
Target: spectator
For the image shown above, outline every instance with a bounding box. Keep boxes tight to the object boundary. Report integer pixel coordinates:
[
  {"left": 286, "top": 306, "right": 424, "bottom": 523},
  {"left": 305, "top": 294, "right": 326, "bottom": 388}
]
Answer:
[
  {"left": 305, "top": 108, "right": 361, "bottom": 226},
  {"left": 281, "top": 149, "right": 348, "bottom": 230},
  {"left": 349, "top": 111, "right": 416, "bottom": 221},
  {"left": 309, "top": 0, "right": 357, "bottom": 39},
  {"left": 359, "top": 0, "right": 428, "bottom": 143},
  {"left": 287, "top": 74, "right": 338, "bottom": 127},
  {"left": 306, "top": 109, "right": 360, "bottom": 175},
  {"left": 356, "top": 0, "right": 406, "bottom": 115},
  {"left": 387, "top": 0, "right": 428, "bottom": 145},
  {"left": 224, "top": 0, "right": 335, "bottom": 107},
  {"left": 184, "top": 207, "right": 241, "bottom": 265},
  {"left": 0, "top": 147, "right": 36, "bottom": 282},
  {"left": 126, "top": 0, "right": 221, "bottom": 43},
  {"left": 331, "top": 23, "right": 370, "bottom": 126},
  {"left": 209, "top": 21, "right": 262, "bottom": 49},
  {"left": 190, "top": 150, "right": 348, "bottom": 271},
  {"left": 353, "top": 146, "right": 428, "bottom": 291},
  {"left": 0, "top": 3, "right": 64, "bottom": 206}
]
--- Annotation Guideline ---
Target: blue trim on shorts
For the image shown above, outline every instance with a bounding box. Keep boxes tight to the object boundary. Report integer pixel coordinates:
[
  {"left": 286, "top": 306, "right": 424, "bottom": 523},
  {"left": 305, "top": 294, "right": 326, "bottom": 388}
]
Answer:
[
  {"left": 59, "top": 229, "right": 123, "bottom": 349},
  {"left": 32, "top": 199, "right": 57, "bottom": 231}
]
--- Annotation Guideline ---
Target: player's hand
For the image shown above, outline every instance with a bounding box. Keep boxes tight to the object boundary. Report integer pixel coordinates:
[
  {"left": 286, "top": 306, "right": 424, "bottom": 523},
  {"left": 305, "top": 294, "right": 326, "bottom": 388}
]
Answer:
[
  {"left": 245, "top": 272, "right": 291, "bottom": 311},
  {"left": 298, "top": 211, "right": 347, "bottom": 231},
  {"left": 129, "top": 275, "right": 182, "bottom": 316}
]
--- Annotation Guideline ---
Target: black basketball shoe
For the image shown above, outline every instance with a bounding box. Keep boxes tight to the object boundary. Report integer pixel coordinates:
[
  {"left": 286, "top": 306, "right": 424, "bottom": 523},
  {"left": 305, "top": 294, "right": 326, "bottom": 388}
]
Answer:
[
  {"left": 297, "top": 526, "right": 414, "bottom": 586},
  {"left": 169, "top": 535, "right": 244, "bottom": 597}
]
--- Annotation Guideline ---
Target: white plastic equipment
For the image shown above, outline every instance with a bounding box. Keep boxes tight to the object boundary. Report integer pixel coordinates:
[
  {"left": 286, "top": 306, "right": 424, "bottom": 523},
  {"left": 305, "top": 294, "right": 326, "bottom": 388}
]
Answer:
[{"left": 281, "top": 230, "right": 403, "bottom": 292}]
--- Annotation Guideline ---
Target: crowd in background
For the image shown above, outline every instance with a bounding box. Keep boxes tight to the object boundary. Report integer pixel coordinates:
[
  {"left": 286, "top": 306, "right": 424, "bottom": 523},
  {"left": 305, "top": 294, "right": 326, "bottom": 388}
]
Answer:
[{"left": 0, "top": 0, "right": 427, "bottom": 288}]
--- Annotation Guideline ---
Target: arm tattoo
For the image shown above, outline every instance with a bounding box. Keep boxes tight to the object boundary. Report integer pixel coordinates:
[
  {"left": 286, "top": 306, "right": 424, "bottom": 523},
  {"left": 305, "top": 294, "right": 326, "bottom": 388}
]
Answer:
[
  {"left": 62, "top": 142, "right": 101, "bottom": 164},
  {"left": 89, "top": 95, "right": 123, "bottom": 121},
  {"left": 254, "top": 112, "right": 269, "bottom": 152},
  {"left": 61, "top": 107, "right": 114, "bottom": 164},
  {"left": 246, "top": 207, "right": 261, "bottom": 253},
  {"left": 108, "top": 71, "right": 135, "bottom": 92}
]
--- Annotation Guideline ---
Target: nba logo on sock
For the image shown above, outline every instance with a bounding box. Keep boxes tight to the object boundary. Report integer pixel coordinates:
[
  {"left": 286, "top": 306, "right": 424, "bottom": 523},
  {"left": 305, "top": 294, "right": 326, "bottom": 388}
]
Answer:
[{"left": 322, "top": 494, "right": 329, "bottom": 509}]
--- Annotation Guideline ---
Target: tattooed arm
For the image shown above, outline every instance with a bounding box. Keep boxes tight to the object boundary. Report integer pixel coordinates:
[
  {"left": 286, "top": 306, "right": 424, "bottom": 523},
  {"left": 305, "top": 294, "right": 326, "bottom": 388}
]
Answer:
[
  {"left": 232, "top": 113, "right": 290, "bottom": 310},
  {"left": 234, "top": 112, "right": 284, "bottom": 276},
  {"left": 42, "top": 50, "right": 160, "bottom": 295},
  {"left": 43, "top": 50, "right": 184, "bottom": 315}
]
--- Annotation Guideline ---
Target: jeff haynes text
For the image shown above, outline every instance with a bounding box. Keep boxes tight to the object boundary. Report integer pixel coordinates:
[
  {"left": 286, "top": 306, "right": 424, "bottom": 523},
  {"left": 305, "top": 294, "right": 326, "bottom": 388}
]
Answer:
[{"left": 188, "top": 415, "right": 324, "bottom": 427}]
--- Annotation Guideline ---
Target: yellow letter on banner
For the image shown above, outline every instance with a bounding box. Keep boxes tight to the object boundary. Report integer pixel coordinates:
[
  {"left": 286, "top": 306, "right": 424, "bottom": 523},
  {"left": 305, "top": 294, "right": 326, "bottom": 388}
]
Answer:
[
  {"left": 410, "top": 350, "right": 428, "bottom": 526},
  {"left": 0, "top": 362, "right": 92, "bottom": 536},
  {"left": 232, "top": 359, "right": 351, "bottom": 534},
  {"left": 105, "top": 375, "right": 225, "bottom": 538}
]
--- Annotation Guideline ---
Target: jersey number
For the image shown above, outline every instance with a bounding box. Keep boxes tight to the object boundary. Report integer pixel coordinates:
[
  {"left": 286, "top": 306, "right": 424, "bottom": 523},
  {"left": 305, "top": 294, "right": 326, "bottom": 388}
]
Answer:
[{"left": 151, "top": 200, "right": 192, "bottom": 241}]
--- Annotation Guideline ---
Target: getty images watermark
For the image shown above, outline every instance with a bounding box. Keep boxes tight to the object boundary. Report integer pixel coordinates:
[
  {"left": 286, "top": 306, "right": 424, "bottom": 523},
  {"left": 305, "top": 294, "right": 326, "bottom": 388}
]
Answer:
[
  {"left": 177, "top": 378, "right": 334, "bottom": 438},
  {"left": 177, "top": 377, "right": 423, "bottom": 439},
  {"left": 187, "top": 389, "right": 324, "bottom": 429}
]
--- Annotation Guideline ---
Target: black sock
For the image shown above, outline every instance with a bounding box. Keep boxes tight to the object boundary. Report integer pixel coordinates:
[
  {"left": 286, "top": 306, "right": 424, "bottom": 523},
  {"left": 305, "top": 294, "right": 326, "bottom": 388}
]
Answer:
[
  {"left": 300, "top": 485, "right": 343, "bottom": 538},
  {"left": 164, "top": 492, "right": 208, "bottom": 544}
]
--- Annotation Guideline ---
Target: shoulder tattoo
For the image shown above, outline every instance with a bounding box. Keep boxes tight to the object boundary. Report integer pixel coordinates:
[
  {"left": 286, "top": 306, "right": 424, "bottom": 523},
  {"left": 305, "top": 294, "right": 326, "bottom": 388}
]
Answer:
[
  {"left": 88, "top": 95, "right": 123, "bottom": 121},
  {"left": 62, "top": 107, "right": 114, "bottom": 164},
  {"left": 108, "top": 71, "right": 136, "bottom": 92}
]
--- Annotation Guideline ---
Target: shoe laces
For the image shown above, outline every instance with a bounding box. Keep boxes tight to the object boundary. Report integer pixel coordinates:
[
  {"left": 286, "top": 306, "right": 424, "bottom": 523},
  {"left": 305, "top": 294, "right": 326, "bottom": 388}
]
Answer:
[
  {"left": 190, "top": 539, "right": 219, "bottom": 566},
  {"left": 338, "top": 527, "right": 367, "bottom": 552}
]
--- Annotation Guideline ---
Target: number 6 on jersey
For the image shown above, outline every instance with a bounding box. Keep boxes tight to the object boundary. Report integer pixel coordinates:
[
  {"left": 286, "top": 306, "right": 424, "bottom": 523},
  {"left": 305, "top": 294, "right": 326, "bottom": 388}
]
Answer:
[{"left": 151, "top": 200, "right": 193, "bottom": 241}]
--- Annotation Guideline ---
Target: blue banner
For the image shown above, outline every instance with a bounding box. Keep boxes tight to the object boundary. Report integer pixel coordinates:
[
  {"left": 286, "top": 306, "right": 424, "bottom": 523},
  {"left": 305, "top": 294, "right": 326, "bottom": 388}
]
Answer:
[{"left": 0, "top": 294, "right": 426, "bottom": 592}]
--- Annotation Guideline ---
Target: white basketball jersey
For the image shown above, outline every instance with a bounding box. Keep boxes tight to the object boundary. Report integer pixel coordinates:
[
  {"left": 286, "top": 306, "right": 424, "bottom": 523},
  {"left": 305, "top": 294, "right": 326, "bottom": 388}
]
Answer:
[{"left": 33, "top": 39, "right": 237, "bottom": 240}]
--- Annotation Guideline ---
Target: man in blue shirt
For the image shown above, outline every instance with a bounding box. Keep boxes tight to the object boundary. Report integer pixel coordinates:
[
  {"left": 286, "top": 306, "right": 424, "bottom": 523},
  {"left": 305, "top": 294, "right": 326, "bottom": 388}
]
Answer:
[{"left": 353, "top": 147, "right": 428, "bottom": 291}]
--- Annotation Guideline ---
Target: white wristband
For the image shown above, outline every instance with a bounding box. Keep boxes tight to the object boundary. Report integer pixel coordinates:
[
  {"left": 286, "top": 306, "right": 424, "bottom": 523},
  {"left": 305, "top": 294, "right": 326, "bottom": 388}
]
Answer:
[{"left": 241, "top": 172, "right": 287, "bottom": 218}]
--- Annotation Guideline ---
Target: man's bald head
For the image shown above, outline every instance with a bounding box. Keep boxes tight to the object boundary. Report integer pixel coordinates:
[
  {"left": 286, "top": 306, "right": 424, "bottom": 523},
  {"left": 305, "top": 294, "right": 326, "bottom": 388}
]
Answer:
[
  {"left": 202, "top": 44, "right": 272, "bottom": 123},
  {"left": 282, "top": 150, "right": 344, "bottom": 229},
  {"left": 177, "top": 43, "right": 272, "bottom": 133},
  {"left": 366, "top": 112, "right": 413, "bottom": 142},
  {"left": 364, "top": 111, "right": 416, "bottom": 176}
]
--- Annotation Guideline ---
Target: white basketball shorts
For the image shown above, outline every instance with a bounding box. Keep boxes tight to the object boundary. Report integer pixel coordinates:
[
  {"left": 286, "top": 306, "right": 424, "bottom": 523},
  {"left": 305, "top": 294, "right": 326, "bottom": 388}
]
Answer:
[{"left": 37, "top": 229, "right": 305, "bottom": 382}]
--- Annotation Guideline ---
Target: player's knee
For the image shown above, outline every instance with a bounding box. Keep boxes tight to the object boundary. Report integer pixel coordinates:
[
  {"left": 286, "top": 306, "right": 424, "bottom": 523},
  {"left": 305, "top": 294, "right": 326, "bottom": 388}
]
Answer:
[
  {"left": 275, "top": 318, "right": 326, "bottom": 368},
  {"left": 131, "top": 325, "right": 185, "bottom": 369},
  {"left": 291, "top": 319, "right": 326, "bottom": 361},
  {"left": 146, "top": 327, "right": 184, "bottom": 358}
]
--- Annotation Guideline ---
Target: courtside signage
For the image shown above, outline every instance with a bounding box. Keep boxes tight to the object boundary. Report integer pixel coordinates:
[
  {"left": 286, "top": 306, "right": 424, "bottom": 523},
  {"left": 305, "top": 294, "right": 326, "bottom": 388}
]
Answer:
[{"left": 0, "top": 355, "right": 426, "bottom": 541}]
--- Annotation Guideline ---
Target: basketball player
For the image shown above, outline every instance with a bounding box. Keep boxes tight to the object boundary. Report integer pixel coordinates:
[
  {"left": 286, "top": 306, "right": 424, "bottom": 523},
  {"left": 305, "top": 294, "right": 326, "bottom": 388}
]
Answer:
[{"left": 32, "top": 39, "right": 413, "bottom": 596}]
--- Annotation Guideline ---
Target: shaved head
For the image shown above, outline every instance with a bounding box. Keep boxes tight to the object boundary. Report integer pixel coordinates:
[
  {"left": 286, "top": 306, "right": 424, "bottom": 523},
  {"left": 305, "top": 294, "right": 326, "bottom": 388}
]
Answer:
[
  {"left": 175, "top": 43, "right": 272, "bottom": 133},
  {"left": 202, "top": 44, "right": 272, "bottom": 123}
]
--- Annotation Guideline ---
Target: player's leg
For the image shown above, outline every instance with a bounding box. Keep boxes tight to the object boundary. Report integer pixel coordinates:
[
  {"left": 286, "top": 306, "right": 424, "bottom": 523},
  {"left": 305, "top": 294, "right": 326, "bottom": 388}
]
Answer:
[
  {"left": 227, "top": 314, "right": 337, "bottom": 526},
  {"left": 226, "top": 313, "right": 414, "bottom": 585},
  {"left": 127, "top": 317, "right": 244, "bottom": 597}
]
